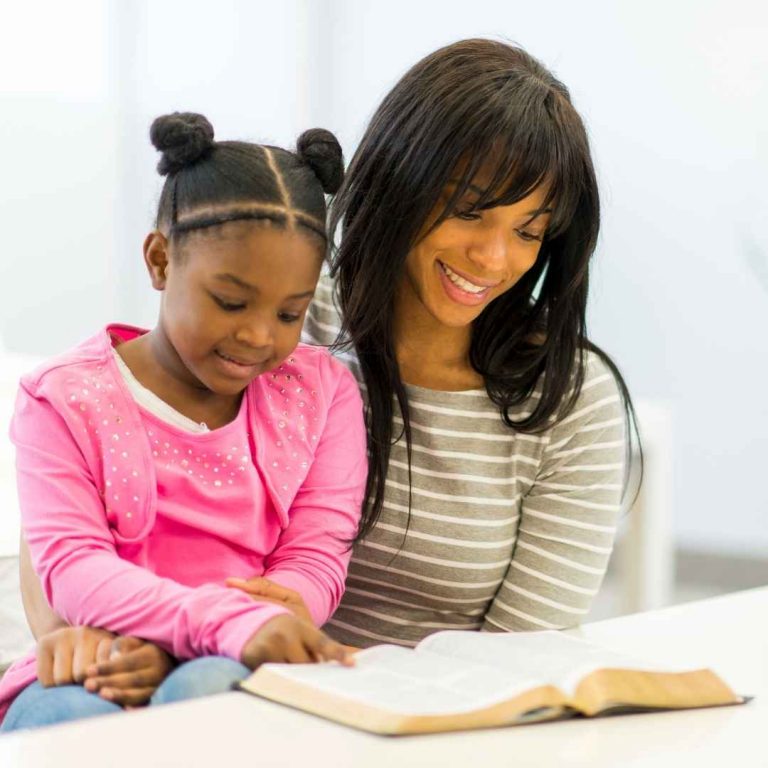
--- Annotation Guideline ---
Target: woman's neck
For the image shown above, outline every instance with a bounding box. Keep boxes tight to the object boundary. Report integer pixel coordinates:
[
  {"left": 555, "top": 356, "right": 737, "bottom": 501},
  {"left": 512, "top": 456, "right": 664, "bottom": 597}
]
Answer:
[{"left": 393, "top": 282, "right": 483, "bottom": 391}]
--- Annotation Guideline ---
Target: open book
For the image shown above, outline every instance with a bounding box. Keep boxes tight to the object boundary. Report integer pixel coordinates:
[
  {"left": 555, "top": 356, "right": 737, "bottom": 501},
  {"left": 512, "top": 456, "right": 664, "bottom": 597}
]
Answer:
[{"left": 239, "top": 630, "right": 744, "bottom": 735}]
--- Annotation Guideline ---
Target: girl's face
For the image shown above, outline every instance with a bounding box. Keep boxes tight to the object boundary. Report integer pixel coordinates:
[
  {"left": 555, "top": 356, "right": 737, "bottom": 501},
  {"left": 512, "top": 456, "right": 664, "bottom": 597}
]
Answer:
[
  {"left": 401, "top": 176, "right": 551, "bottom": 329},
  {"left": 151, "top": 220, "right": 322, "bottom": 397}
]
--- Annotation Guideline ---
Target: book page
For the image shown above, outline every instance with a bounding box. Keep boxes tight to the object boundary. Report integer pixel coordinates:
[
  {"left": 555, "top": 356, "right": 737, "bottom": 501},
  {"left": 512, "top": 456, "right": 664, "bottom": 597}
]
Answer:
[
  {"left": 418, "top": 630, "right": 677, "bottom": 697},
  {"left": 255, "top": 644, "right": 545, "bottom": 716}
]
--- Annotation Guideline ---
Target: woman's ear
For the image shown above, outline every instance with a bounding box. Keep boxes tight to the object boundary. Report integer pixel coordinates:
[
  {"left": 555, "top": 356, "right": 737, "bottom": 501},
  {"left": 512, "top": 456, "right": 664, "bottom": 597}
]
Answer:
[{"left": 143, "top": 231, "right": 170, "bottom": 290}]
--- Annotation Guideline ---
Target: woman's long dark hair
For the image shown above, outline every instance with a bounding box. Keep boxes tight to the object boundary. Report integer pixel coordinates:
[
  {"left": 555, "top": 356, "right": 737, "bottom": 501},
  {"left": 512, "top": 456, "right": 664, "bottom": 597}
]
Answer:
[{"left": 330, "top": 39, "right": 641, "bottom": 540}]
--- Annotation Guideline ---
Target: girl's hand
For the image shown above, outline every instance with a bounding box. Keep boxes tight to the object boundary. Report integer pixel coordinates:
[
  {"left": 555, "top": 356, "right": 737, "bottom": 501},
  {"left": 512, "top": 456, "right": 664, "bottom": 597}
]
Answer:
[
  {"left": 240, "top": 614, "right": 353, "bottom": 669},
  {"left": 226, "top": 576, "right": 314, "bottom": 625},
  {"left": 83, "top": 636, "right": 176, "bottom": 707},
  {"left": 37, "top": 626, "right": 115, "bottom": 687}
]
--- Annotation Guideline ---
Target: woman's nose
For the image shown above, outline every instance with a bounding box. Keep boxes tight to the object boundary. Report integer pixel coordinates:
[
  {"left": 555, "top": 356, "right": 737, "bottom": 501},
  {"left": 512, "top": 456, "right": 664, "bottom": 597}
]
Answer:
[{"left": 466, "top": 227, "right": 510, "bottom": 274}]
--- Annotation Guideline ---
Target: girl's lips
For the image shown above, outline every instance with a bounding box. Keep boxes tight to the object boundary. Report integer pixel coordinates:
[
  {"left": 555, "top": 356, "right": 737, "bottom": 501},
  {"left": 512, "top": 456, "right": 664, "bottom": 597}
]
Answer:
[
  {"left": 436, "top": 261, "right": 493, "bottom": 307},
  {"left": 214, "top": 351, "right": 262, "bottom": 379}
]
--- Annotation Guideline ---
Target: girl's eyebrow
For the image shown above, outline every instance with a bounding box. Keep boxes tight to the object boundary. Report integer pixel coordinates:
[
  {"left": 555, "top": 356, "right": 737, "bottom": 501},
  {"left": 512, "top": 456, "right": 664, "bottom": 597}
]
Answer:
[{"left": 213, "top": 273, "right": 314, "bottom": 299}]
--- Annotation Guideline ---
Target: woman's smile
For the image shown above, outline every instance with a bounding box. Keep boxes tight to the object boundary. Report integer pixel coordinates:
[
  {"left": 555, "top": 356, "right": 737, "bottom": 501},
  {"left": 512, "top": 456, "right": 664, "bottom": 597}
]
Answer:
[{"left": 436, "top": 260, "right": 500, "bottom": 306}]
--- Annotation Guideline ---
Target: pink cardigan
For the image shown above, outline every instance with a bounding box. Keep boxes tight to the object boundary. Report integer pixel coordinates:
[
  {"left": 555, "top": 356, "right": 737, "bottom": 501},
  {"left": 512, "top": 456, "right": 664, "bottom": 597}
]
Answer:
[{"left": 0, "top": 325, "right": 367, "bottom": 721}]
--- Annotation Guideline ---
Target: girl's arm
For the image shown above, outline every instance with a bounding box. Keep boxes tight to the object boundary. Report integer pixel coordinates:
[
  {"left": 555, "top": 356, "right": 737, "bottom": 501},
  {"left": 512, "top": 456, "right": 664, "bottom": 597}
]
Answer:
[
  {"left": 12, "top": 383, "right": 290, "bottom": 662},
  {"left": 261, "top": 366, "right": 368, "bottom": 626},
  {"left": 19, "top": 535, "right": 66, "bottom": 639},
  {"left": 482, "top": 356, "right": 627, "bottom": 632}
]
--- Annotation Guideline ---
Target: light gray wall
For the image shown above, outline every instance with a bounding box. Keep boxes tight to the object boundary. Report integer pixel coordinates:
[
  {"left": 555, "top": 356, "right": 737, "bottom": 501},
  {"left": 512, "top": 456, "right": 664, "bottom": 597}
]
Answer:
[{"left": 1, "top": 0, "right": 767, "bottom": 555}]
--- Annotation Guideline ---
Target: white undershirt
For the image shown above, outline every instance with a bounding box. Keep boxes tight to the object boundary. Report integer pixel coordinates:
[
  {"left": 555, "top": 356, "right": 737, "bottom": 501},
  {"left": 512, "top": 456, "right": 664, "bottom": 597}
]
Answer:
[{"left": 112, "top": 349, "right": 209, "bottom": 433}]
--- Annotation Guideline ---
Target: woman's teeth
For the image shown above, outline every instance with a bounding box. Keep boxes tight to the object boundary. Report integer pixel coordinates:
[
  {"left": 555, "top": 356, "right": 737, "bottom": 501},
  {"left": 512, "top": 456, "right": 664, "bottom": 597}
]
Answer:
[{"left": 440, "top": 262, "right": 488, "bottom": 294}]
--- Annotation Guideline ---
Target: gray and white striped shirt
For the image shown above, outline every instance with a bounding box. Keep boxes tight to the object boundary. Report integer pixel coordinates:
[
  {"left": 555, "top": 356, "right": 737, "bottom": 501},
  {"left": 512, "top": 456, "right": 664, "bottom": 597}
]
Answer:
[{"left": 303, "top": 275, "right": 626, "bottom": 648}]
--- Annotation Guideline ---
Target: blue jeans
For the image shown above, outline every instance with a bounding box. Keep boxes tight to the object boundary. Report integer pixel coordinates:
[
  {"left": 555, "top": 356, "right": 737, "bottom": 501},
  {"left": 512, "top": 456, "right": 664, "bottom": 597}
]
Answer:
[{"left": 0, "top": 656, "right": 251, "bottom": 733}]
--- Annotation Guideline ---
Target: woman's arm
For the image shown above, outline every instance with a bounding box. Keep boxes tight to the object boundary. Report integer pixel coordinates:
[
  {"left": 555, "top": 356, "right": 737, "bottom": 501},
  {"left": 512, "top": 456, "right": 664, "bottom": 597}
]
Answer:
[
  {"left": 483, "top": 355, "right": 627, "bottom": 632},
  {"left": 19, "top": 535, "right": 66, "bottom": 640}
]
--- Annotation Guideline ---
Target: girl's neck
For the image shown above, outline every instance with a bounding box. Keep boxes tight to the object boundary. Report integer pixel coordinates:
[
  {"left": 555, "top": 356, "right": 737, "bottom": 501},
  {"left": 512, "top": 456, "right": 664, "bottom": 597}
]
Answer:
[
  {"left": 393, "top": 282, "right": 483, "bottom": 392},
  {"left": 115, "top": 329, "right": 242, "bottom": 430}
]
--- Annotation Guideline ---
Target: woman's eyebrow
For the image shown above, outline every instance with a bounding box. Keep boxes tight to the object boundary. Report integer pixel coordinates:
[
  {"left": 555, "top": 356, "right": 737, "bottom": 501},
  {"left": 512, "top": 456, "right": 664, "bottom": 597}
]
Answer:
[{"left": 446, "top": 180, "right": 553, "bottom": 217}]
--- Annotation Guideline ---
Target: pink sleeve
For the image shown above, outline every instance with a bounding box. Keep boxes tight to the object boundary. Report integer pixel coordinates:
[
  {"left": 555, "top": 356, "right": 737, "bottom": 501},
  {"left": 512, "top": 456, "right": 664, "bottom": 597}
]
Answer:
[
  {"left": 11, "top": 383, "right": 288, "bottom": 662},
  {"left": 264, "top": 367, "right": 367, "bottom": 626}
]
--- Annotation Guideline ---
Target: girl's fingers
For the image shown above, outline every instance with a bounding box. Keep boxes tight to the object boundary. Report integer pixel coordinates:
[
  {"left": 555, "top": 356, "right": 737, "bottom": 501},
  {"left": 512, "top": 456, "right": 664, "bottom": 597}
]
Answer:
[
  {"left": 72, "top": 635, "right": 101, "bottom": 684},
  {"left": 99, "top": 686, "right": 156, "bottom": 707},
  {"left": 52, "top": 644, "right": 75, "bottom": 686},
  {"left": 314, "top": 634, "right": 354, "bottom": 667},
  {"left": 110, "top": 636, "right": 143, "bottom": 658},
  {"left": 283, "top": 638, "right": 312, "bottom": 664},
  {"left": 97, "top": 637, "right": 113, "bottom": 665},
  {"left": 86, "top": 667, "right": 159, "bottom": 692},
  {"left": 226, "top": 577, "right": 297, "bottom": 602},
  {"left": 36, "top": 646, "right": 56, "bottom": 688},
  {"left": 89, "top": 645, "right": 147, "bottom": 677}
]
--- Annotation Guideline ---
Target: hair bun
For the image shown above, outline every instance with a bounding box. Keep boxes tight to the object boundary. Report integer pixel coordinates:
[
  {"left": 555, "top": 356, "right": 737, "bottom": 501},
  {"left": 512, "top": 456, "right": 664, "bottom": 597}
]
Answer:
[
  {"left": 296, "top": 129, "right": 344, "bottom": 194},
  {"left": 150, "top": 112, "right": 215, "bottom": 176}
]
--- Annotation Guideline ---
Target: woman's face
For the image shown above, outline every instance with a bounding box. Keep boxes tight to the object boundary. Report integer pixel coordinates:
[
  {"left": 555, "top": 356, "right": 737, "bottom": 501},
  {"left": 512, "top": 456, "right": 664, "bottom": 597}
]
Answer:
[{"left": 401, "top": 177, "right": 551, "bottom": 329}]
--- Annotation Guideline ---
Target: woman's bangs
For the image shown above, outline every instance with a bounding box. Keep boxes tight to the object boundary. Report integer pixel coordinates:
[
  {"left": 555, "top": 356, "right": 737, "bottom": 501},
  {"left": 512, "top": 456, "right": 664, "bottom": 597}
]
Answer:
[{"left": 439, "top": 101, "right": 585, "bottom": 237}]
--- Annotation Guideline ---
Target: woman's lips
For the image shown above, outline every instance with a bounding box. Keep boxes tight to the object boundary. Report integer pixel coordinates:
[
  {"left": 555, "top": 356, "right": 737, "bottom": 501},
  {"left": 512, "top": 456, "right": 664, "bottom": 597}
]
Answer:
[{"left": 437, "top": 261, "right": 496, "bottom": 307}]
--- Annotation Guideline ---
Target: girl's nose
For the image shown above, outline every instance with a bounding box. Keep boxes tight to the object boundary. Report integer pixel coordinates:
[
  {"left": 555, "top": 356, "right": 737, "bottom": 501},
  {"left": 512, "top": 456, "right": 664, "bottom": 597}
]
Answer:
[{"left": 234, "top": 322, "right": 273, "bottom": 350}]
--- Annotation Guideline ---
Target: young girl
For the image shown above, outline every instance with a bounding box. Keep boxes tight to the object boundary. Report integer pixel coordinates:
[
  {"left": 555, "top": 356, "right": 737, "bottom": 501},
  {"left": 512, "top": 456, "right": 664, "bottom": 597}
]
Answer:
[{"left": 0, "top": 112, "right": 366, "bottom": 731}]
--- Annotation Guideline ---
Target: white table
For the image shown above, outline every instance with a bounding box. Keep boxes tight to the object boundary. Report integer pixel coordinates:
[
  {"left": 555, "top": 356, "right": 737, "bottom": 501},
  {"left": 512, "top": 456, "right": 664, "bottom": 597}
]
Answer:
[{"left": 1, "top": 587, "right": 766, "bottom": 768}]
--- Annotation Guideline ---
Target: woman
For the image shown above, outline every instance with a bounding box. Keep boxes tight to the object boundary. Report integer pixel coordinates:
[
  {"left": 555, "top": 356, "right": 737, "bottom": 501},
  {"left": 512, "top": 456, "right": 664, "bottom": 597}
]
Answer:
[
  {"left": 17, "top": 38, "right": 635, "bottom": 697},
  {"left": 300, "top": 38, "right": 634, "bottom": 647}
]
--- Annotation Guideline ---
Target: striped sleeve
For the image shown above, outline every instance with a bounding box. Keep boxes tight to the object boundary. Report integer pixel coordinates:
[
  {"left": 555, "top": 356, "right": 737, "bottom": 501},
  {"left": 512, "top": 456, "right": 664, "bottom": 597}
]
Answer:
[{"left": 482, "top": 356, "right": 627, "bottom": 632}]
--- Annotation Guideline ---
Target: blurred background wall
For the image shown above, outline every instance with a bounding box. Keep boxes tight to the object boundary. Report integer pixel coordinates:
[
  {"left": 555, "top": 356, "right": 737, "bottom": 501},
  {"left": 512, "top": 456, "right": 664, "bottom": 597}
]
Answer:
[{"left": 1, "top": 0, "right": 766, "bottom": 588}]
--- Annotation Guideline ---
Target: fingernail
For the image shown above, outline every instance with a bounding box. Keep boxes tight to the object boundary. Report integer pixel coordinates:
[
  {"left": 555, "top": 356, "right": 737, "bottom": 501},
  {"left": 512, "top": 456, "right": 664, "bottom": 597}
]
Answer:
[{"left": 101, "top": 688, "right": 114, "bottom": 700}]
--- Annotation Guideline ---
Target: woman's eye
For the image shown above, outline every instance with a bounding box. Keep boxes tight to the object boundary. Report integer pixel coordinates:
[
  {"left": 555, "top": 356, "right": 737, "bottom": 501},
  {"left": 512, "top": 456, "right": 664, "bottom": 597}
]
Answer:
[
  {"left": 212, "top": 295, "right": 246, "bottom": 312},
  {"left": 278, "top": 312, "right": 301, "bottom": 324},
  {"left": 515, "top": 229, "right": 543, "bottom": 243}
]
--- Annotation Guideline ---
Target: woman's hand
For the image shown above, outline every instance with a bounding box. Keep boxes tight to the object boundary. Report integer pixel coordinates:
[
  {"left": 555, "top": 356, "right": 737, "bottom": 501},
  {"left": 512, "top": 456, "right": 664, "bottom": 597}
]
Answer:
[
  {"left": 37, "top": 626, "right": 115, "bottom": 688},
  {"left": 226, "top": 576, "right": 314, "bottom": 625},
  {"left": 240, "top": 614, "right": 353, "bottom": 669},
  {"left": 83, "top": 636, "right": 176, "bottom": 707}
]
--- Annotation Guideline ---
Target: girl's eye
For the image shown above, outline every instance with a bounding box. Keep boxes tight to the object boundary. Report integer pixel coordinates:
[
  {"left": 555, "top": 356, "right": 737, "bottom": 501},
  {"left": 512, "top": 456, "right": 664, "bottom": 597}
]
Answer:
[
  {"left": 515, "top": 229, "right": 543, "bottom": 243},
  {"left": 278, "top": 312, "right": 301, "bottom": 324},
  {"left": 454, "top": 209, "right": 482, "bottom": 222},
  {"left": 212, "top": 295, "right": 246, "bottom": 312}
]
